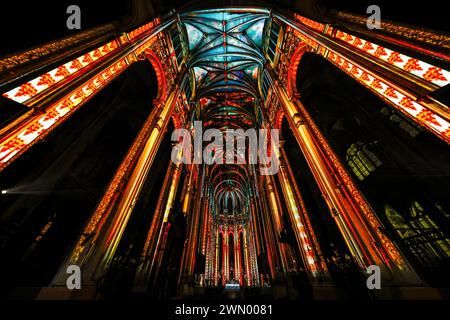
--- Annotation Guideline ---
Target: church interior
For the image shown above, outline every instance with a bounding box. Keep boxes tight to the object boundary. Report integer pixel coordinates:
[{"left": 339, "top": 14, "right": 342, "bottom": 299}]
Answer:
[{"left": 0, "top": 0, "right": 449, "bottom": 301}]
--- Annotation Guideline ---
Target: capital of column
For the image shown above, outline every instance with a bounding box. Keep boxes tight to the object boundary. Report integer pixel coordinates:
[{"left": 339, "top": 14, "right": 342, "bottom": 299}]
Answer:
[
  {"left": 153, "top": 98, "right": 163, "bottom": 108},
  {"left": 292, "top": 113, "right": 304, "bottom": 127},
  {"left": 265, "top": 180, "right": 274, "bottom": 193}
]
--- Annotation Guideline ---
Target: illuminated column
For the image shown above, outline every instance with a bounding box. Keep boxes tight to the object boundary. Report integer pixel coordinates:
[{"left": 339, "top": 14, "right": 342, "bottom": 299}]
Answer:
[
  {"left": 205, "top": 215, "right": 217, "bottom": 286},
  {"left": 264, "top": 175, "right": 290, "bottom": 273},
  {"left": 254, "top": 174, "right": 280, "bottom": 279},
  {"left": 234, "top": 226, "right": 240, "bottom": 282},
  {"left": 51, "top": 71, "right": 188, "bottom": 289},
  {"left": 275, "top": 13, "right": 450, "bottom": 143},
  {"left": 0, "top": 18, "right": 175, "bottom": 171},
  {"left": 178, "top": 165, "right": 204, "bottom": 288},
  {"left": 224, "top": 229, "right": 229, "bottom": 282},
  {"left": 255, "top": 181, "right": 276, "bottom": 279},
  {"left": 133, "top": 157, "right": 183, "bottom": 292},
  {"left": 247, "top": 176, "right": 264, "bottom": 286},
  {"left": 204, "top": 209, "right": 213, "bottom": 285},
  {"left": 239, "top": 228, "right": 244, "bottom": 284},
  {"left": 214, "top": 228, "right": 220, "bottom": 286},
  {"left": 242, "top": 229, "right": 250, "bottom": 286},
  {"left": 248, "top": 197, "right": 262, "bottom": 256},
  {"left": 177, "top": 164, "right": 198, "bottom": 285},
  {"left": 233, "top": 225, "right": 241, "bottom": 283},
  {"left": 246, "top": 227, "right": 260, "bottom": 286},
  {"left": 180, "top": 166, "right": 194, "bottom": 216},
  {"left": 199, "top": 192, "right": 211, "bottom": 285},
  {"left": 219, "top": 230, "right": 224, "bottom": 285},
  {"left": 221, "top": 229, "right": 226, "bottom": 284},
  {"left": 0, "top": 23, "right": 118, "bottom": 86},
  {"left": 276, "top": 141, "right": 329, "bottom": 280},
  {"left": 331, "top": 10, "right": 450, "bottom": 62},
  {"left": 269, "top": 68, "right": 421, "bottom": 284},
  {"left": 248, "top": 166, "right": 264, "bottom": 255}
]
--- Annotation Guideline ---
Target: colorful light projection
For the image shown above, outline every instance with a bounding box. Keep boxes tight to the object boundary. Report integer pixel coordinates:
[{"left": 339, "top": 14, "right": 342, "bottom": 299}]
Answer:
[
  {"left": 293, "top": 12, "right": 450, "bottom": 88},
  {"left": 334, "top": 30, "right": 450, "bottom": 88},
  {"left": 200, "top": 92, "right": 256, "bottom": 130},
  {"left": 70, "top": 74, "right": 186, "bottom": 267},
  {"left": 334, "top": 11, "right": 450, "bottom": 61},
  {"left": 326, "top": 50, "right": 450, "bottom": 142},
  {"left": 3, "top": 40, "right": 120, "bottom": 104},
  {"left": 128, "top": 18, "right": 161, "bottom": 40},
  {"left": 0, "top": 18, "right": 163, "bottom": 171},
  {"left": 65, "top": 41, "right": 180, "bottom": 268},
  {"left": 204, "top": 164, "right": 260, "bottom": 286},
  {"left": 180, "top": 10, "right": 268, "bottom": 97},
  {"left": 274, "top": 82, "right": 408, "bottom": 271},
  {"left": 282, "top": 14, "right": 450, "bottom": 143},
  {"left": 294, "top": 14, "right": 325, "bottom": 33},
  {"left": 0, "top": 23, "right": 117, "bottom": 75},
  {"left": 0, "top": 58, "right": 129, "bottom": 170},
  {"left": 2, "top": 17, "right": 163, "bottom": 106},
  {"left": 276, "top": 148, "right": 322, "bottom": 275}
]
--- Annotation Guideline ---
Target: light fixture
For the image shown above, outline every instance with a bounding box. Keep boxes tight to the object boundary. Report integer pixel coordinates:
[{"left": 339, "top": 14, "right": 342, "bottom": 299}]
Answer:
[{"left": 1, "top": 190, "right": 7, "bottom": 194}]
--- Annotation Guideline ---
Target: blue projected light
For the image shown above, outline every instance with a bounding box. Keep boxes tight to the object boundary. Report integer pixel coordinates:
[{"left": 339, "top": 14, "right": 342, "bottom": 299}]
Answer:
[
  {"left": 246, "top": 19, "right": 265, "bottom": 47},
  {"left": 180, "top": 10, "right": 269, "bottom": 97},
  {"left": 185, "top": 23, "right": 203, "bottom": 50}
]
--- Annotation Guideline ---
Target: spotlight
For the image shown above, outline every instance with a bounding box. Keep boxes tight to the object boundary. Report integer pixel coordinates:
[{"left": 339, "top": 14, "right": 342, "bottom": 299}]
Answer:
[{"left": 1, "top": 190, "right": 7, "bottom": 194}]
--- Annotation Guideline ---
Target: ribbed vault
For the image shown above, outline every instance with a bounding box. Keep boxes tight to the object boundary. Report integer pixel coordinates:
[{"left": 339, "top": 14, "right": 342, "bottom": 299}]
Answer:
[{"left": 176, "top": 9, "right": 269, "bottom": 216}]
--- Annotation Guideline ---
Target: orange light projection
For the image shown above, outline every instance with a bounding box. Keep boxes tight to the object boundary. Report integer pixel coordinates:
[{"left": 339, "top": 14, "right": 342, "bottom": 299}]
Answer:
[
  {"left": 0, "top": 59, "right": 129, "bottom": 170},
  {"left": 3, "top": 41, "right": 120, "bottom": 104}
]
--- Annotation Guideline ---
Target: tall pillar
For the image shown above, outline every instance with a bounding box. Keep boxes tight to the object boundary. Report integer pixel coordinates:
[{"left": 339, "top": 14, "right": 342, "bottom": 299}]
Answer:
[
  {"left": 255, "top": 172, "right": 281, "bottom": 279},
  {"left": 133, "top": 155, "right": 184, "bottom": 292},
  {"left": 0, "top": 17, "right": 175, "bottom": 171},
  {"left": 51, "top": 71, "right": 188, "bottom": 291},
  {"left": 265, "top": 175, "right": 291, "bottom": 273},
  {"left": 177, "top": 164, "right": 197, "bottom": 285},
  {"left": 214, "top": 228, "right": 220, "bottom": 286},
  {"left": 178, "top": 165, "right": 204, "bottom": 290},
  {"left": 247, "top": 227, "right": 260, "bottom": 287},
  {"left": 276, "top": 142, "right": 329, "bottom": 280},
  {"left": 224, "top": 229, "right": 229, "bottom": 282},
  {"left": 275, "top": 13, "right": 450, "bottom": 144},
  {"left": 268, "top": 67, "right": 421, "bottom": 284}
]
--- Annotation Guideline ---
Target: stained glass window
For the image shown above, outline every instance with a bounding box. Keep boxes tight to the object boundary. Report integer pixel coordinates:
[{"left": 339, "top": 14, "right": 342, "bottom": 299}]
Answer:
[
  {"left": 381, "top": 107, "right": 421, "bottom": 138},
  {"left": 267, "top": 21, "right": 281, "bottom": 64},
  {"left": 346, "top": 142, "right": 382, "bottom": 181},
  {"left": 386, "top": 202, "right": 450, "bottom": 267}
]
